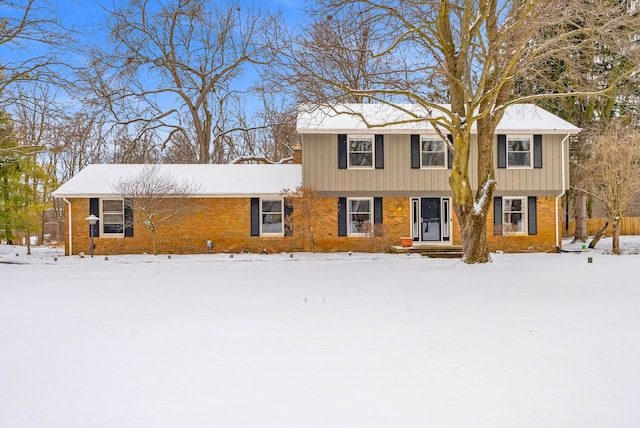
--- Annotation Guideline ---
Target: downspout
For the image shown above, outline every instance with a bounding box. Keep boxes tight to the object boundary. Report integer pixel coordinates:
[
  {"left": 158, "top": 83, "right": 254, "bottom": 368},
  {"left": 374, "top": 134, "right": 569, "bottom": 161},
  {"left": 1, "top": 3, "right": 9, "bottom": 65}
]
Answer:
[
  {"left": 556, "top": 134, "right": 571, "bottom": 250},
  {"left": 63, "top": 197, "right": 73, "bottom": 256}
]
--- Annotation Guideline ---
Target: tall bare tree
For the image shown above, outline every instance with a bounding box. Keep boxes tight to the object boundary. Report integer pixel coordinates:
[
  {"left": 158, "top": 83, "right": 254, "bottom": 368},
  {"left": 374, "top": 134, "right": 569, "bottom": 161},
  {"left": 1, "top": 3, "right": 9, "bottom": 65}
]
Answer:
[
  {"left": 0, "top": 0, "right": 72, "bottom": 112},
  {"left": 265, "top": 7, "right": 404, "bottom": 104},
  {"left": 278, "top": 0, "right": 638, "bottom": 263},
  {"left": 514, "top": 0, "right": 640, "bottom": 242},
  {"left": 85, "top": 0, "right": 271, "bottom": 164}
]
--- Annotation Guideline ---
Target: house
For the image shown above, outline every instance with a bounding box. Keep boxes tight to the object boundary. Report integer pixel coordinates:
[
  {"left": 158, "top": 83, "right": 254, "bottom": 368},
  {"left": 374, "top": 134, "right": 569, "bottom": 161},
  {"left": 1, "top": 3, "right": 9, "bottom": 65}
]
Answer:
[
  {"left": 52, "top": 164, "right": 304, "bottom": 255},
  {"left": 53, "top": 103, "right": 579, "bottom": 256},
  {"left": 295, "top": 103, "right": 580, "bottom": 253}
]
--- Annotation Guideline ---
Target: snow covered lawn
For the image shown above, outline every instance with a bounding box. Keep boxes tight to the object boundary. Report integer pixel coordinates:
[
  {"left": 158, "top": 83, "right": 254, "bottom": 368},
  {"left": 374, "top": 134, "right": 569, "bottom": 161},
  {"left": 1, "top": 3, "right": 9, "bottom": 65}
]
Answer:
[{"left": 1, "top": 240, "right": 640, "bottom": 428}]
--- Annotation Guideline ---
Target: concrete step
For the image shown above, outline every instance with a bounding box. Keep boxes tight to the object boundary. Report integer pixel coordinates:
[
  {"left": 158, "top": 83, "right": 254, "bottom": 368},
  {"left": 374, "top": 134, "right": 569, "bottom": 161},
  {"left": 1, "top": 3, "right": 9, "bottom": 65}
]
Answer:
[{"left": 389, "top": 245, "right": 463, "bottom": 258}]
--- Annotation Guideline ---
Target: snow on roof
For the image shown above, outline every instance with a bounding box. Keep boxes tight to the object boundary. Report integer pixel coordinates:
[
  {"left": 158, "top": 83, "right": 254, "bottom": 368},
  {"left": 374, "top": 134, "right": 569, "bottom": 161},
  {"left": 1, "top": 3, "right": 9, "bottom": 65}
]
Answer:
[
  {"left": 296, "top": 103, "right": 581, "bottom": 135},
  {"left": 52, "top": 164, "right": 302, "bottom": 198}
]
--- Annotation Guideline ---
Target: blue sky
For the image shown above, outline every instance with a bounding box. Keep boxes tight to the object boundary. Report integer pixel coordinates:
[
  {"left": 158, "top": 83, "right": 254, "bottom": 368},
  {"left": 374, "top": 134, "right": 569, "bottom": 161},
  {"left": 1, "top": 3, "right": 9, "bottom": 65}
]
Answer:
[
  {"left": 50, "top": 0, "right": 304, "bottom": 115},
  {"left": 55, "top": 0, "right": 304, "bottom": 38}
]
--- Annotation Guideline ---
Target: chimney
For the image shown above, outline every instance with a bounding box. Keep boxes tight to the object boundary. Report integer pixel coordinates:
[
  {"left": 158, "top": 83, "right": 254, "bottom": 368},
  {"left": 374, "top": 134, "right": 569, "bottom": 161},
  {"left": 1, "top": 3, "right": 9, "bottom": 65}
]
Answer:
[{"left": 292, "top": 142, "right": 302, "bottom": 165}]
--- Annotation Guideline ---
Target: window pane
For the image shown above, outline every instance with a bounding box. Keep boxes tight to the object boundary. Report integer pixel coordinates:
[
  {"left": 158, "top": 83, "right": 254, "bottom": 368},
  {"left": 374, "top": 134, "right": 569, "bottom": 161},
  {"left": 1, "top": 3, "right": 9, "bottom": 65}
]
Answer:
[
  {"left": 508, "top": 139, "right": 530, "bottom": 151},
  {"left": 350, "top": 199, "right": 370, "bottom": 213},
  {"left": 422, "top": 152, "right": 445, "bottom": 166},
  {"left": 348, "top": 138, "right": 373, "bottom": 167},
  {"left": 422, "top": 139, "right": 444, "bottom": 152},
  {"left": 349, "top": 153, "right": 372, "bottom": 167},
  {"left": 349, "top": 139, "right": 372, "bottom": 152},
  {"left": 349, "top": 213, "right": 371, "bottom": 233},
  {"left": 348, "top": 199, "right": 372, "bottom": 234},
  {"left": 103, "top": 213, "right": 123, "bottom": 224},
  {"left": 261, "top": 199, "right": 283, "bottom": 234},
  {"left": 103, "top": 200, "right": 123, "bottom": 212},
  {"left": 103, "top": 223, "right": 124, "bottom": 234},
  {"left": 504, "top": 198, "right": 522, "bottom": 211},
  {"left": 508, "top": 152, "right": 530, "bottom": 166},
  {"left": 262, "top": 200, "right": 282, "bottom": 213},
  {"left": 508, "top": 138, "right": 531, "bottom": 166},
  {"left": 503, "top": 198, "right": 525, "bottom": 233},
  {"left": 262, "top": 214, "right": 283, "bottom": 233}
]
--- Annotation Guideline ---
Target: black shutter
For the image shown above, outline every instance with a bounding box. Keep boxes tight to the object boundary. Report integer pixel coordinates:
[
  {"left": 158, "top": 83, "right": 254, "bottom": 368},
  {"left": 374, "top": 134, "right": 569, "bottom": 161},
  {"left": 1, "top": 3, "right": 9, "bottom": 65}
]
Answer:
[
  {"left": 250, "top": 198, "right": 260, "bottom": 236},
  {"left": 533, "top": 135, "right": 543, "bottom": 168},
  {"left": 497, "top": 134, "right": 507, "bottom": 169},
  {"left": 375, "top": 134, "right": 384, "bottom": 169},
  {"left": 493, "top": 196, "right": 503, "bottom": 235},
  {"left": 338, "top": 134, "right": 347, "bottom": 169},
  {"left": 374, "top": 197, "right": 383, "bottom": 236},
  {"left": 284, "top": 198, "right": 293, "bottom": 237},
  {"left": 447, "top": 134, "right": 453, "bottom": 169},
  {"left": 411, "top": 134, "right": 420, "bottom": 169},
  {"left": 89, "top": 198, "right": 100, "bottom": 237},
  {"left": 528, "top": 196, "right": 538, "bottom": 235},
  {"left": 374, "top": 197, "right": 383, "bottom": 224},
  {"left": 338, "top": 197, "right": 347, "bottom": 236},
  {"left": 124, "top": 198, "right": 134, "bottom": 237}
]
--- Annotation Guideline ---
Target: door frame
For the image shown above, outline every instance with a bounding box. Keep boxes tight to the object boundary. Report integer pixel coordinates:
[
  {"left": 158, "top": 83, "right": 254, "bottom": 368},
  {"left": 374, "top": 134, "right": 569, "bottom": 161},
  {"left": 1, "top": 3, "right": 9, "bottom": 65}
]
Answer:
[{"left": 410, "top": 197, "right": 452, "bottom": 243}]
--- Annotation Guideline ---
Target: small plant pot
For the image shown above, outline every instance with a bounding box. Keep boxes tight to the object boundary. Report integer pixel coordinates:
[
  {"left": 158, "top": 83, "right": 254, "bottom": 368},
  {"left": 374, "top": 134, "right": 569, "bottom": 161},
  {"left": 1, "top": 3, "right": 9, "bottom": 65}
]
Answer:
[{"left": 401, "top": 237, "right": 413, "bottom": 248}]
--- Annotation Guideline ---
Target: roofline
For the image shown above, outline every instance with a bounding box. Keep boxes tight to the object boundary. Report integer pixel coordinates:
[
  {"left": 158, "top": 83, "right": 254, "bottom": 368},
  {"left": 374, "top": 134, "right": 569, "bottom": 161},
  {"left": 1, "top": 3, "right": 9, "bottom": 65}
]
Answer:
[
  {"left": 297, "top": 129, "right": 582, "bottom": 135},
  {"left": 51, "top": 193, "right": 290, "bottom": 199}
]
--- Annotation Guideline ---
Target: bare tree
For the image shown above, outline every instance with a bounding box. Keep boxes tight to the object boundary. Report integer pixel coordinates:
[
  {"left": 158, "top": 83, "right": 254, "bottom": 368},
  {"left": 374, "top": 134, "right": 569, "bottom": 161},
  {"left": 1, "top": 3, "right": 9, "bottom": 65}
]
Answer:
[
  {"left": 280, "top": 0, "right": 638, "bottom": 263},
  {"left": 282, "top": 186, "right": 320, "bottom": 252},
  {"left": 227, "top": 93, "right": 298, "bottom": 164},
  {"left": 581, "top": 121, "right": 640, "bottom": 254},
  {"left": 111, "top": 165, "right": 200, "bottom": 255},
  {"left": 0, "top": 0, "right": 73, "bottom": 114},
  {"left": 10, "top": 83, "right": 63, "bottom": 244},
  {"left": 85, "top": 0, "right": 272, "bottom": 164},
  {"left": 265, "top": 7, "right": 405, "bottom": 105},
  {"left": 513, "top": 0, "right": 640, "bottom": 243}
]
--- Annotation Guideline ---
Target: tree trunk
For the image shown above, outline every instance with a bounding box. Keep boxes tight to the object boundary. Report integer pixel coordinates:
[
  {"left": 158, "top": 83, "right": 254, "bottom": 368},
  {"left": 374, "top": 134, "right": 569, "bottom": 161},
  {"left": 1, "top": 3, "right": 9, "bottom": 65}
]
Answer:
[
  {"left": 588, "top": 220, "right": 608, "bottom": 248},
  {"left": 151, "top": 229, "right": 158, "bottom": 255},
  {"left": 460, "top": 211, "right": 491, "bottom": 263},
  {"left": 573, "top": 190, "right": 588, "bottom": 242},
  {"left": 612, "top": 218, "right": 620, "bottom": 255}
]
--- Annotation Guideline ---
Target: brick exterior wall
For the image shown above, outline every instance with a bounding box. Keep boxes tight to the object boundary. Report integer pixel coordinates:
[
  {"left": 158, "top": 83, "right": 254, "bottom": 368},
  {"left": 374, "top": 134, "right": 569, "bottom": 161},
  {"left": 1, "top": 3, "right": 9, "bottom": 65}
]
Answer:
[
  {"left": 62, "top": 195, "right": 559, "bottom": 255},
  {"left": 487, "top": 196, "right": 560, "bottom": 253}
]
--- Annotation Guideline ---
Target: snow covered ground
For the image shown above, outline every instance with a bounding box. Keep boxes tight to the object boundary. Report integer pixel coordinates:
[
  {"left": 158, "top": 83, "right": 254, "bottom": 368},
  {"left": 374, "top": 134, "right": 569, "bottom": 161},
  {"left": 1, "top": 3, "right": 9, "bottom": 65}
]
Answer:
[{"left": 1, "top": 238, "right": 640, "bottom": 428}]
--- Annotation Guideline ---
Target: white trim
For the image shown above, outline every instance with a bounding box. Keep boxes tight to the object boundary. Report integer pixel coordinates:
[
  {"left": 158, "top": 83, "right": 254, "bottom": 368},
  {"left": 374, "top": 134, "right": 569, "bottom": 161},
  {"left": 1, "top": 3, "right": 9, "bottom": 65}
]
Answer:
[
  {"left": 506, "top": 135, "right": 533, "bottom": 169},
  {"left": 556, "top": 133, "right": 571, "bottom": 248},
  {"left": 63, "top": 197, "right": 72, "bottom": 255},
  {"left": 347, "top": 197, "right": 373, "bottom": 237},
  {"left": 260, "top": 198, "right": 285, "bottom": 237},
  {"left": 420, "top": 136, "right": 447, "bottom": 169},
  {"left": 100, "top": 198, "right": 125, "bottom": 237},
  {"left": 502, "top": 196, "right": 528, "bottom": 235},
  {"left": 409, "top": 197, "right": 452, "bottom": 242},
  {"left": 347, "top": 134, "right": 375, "bottom": 169}
]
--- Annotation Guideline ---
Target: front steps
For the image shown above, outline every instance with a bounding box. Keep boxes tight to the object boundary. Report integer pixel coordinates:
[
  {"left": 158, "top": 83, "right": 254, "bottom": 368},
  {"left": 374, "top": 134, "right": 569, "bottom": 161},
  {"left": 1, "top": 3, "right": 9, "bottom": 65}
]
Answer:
[{"left": 389, "top": 245, "right": 463, "bottom": 259}]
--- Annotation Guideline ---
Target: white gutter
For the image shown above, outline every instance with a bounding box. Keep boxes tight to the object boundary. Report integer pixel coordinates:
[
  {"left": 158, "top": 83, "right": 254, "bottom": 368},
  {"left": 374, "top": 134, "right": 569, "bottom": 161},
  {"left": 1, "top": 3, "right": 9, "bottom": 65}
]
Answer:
[
  {"left": 556, "top": 134, "right": 571, "bottom": 249},
  {"left": 62, "top": 197, "right": 72, "bottom": 256}
]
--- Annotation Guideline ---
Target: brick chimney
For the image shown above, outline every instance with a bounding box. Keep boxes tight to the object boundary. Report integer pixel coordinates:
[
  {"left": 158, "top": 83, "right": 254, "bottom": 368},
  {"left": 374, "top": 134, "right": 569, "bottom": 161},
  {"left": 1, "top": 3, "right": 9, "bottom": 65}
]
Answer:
[{"left": 292, "top": 142, "right": 302, "bottom": 165}]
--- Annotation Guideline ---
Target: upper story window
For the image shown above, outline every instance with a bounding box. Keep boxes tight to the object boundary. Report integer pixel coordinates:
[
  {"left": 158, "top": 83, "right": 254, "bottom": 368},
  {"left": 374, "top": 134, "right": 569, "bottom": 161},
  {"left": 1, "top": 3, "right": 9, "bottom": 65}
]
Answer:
[
  {"left": 102, "top": 199, "right": 124, "bottom": 235},
  {"left": 421, "top": 138, "right": 446, "bottom": 168},
  {"left": 348, "top": 136, "right": 374, "bottom": 168},
  {"left": 347, "top": 198, "right": 372, "bottom": 236},
  {"left": 502, "top": 197, "right": 526, "bottom": 234},
  {"left": 507, "top": 136, "right": 532, "bottom": 168},
  {"left": 261, "top": 198, "right": 284, "bottom": 236}
]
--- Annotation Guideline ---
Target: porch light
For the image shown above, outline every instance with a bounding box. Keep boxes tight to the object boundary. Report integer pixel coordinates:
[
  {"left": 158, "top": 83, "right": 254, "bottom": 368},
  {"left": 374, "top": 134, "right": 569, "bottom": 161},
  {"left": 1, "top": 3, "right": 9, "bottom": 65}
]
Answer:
[{"left": 85, "top": 214, "right": 99, "bottom": 258}]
